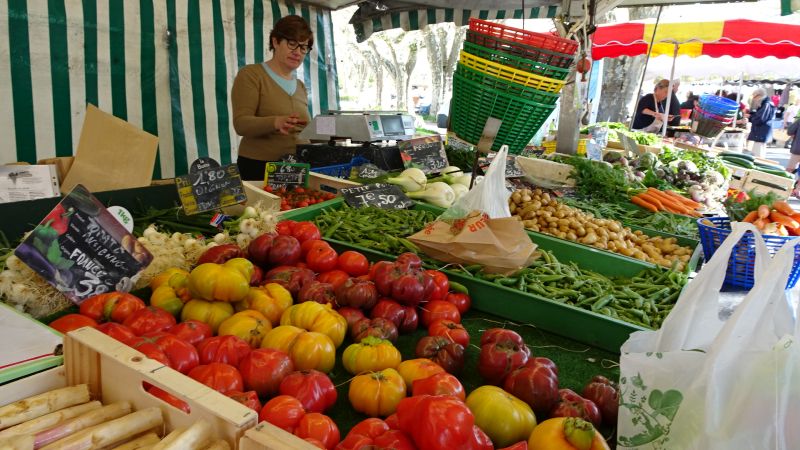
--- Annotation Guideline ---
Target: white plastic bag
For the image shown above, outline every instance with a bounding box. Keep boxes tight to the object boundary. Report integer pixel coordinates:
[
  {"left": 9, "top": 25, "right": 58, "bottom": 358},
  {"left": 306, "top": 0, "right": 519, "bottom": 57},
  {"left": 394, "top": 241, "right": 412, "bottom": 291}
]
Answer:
[
  {"left": 617, "top": 223, "right": 797, "bottom": 449},
  {"left": 440, "top": 145, "right": 511, "bottom": 219}
]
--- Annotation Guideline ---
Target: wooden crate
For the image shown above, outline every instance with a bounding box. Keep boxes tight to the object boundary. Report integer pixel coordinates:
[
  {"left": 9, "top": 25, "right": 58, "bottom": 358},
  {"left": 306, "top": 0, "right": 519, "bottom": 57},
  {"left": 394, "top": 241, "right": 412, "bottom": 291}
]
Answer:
[
  {"left": 515, "top": 155, "right": 575, "bottom": 187},
  {"left": 742, "top": 170, "right": 795, "bottom": 199},
  {"left": 307, "top": 172, "right": 361, "bottom": 194},
  {"left": 726, "top": 165, "right": 752, "bottom": 190},
  {"left": 0, "top": 328, "right": 259, "bottom": 448},
  {"left": 239, "top": 422, "right": 320, "bottom": 450},
  {"left": 222, "top": 180, "right": 281, "bottom": 216}
]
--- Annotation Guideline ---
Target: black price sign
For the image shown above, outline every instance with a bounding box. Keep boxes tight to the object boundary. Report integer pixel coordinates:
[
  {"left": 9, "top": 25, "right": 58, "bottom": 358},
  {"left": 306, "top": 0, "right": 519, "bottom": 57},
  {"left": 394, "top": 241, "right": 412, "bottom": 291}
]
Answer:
[
  {"left": 14, "top": 184, "right": 154, "bottom": 304},
  {"left": 340, "top": 183, "right": 414, "bottom": 209},
  {"left": 175, "top": 158, "right": 246, "bottom": 215},
  {"left": 399, "top": 135, "right": 449, "bottom": 174},
  {"left": 265, "top": 162, "right": 310, "bottom": 189},
  {"left": 481, "top": 152, "right": 525, "bottom": 178}
]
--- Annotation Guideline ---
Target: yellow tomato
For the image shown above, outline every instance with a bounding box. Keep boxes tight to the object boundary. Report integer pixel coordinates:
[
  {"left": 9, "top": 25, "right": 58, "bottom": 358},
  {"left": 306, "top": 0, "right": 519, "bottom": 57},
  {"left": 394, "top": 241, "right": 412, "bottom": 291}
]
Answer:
[
  {"left": 149, "top": 268, "right": 189, "bottom": 291},
  {"left": 349, "top": 369, "right": 406, "bottom": 417},
  {"left": 180, "top": 299, "right": 234, "bottom": 333},
  {"left": 260, "top": 325, "right": 336, "bottom": 373},
  {"left": 150, "top": 272, "right": 192, "bottom": 317},
  {"left": 396, "top": 358, "right": 445, "bottom": 392},
  {"left": 280, "top": 302, "right": 347, "bottom": 347},
  {"left": 528, "top": 417, "right": 609, "bottom": 450},
  {"left": 466, "top": 385, "right": 537, "bottom": 448},
  {"left": 218, "top": 309, "right": 273, "bottom": 348},
  {"left": 342, "top": 337, "right": 402, "bottom": 375},
  {"left": 236, "top": 284, "right": 293, "bottom": 326},
  {"left": 188, "top": 258, "right": 253, "bottom": 302}
]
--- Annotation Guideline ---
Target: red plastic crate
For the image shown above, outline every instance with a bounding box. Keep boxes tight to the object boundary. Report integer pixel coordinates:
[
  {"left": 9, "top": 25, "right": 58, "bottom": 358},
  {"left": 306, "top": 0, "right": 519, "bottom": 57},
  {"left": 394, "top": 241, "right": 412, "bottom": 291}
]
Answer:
[{"left": 469, "top": 18, "right": 579, "bottom": 55}]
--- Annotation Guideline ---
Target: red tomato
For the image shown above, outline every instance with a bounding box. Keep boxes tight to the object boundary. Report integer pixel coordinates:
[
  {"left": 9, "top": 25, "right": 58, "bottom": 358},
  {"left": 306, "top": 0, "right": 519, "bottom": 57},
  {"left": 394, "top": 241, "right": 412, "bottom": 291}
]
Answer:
[
  {"left": 139, "top": 332, "right": 200, "bottom": 374},
  {"left": 166, "top": 320, "right": 212, "bottom": 346},
  {"left": 420, "top": 300, "right": 461, "bottom": 327},
  {"left": 146, "top": 384, "right": 190, "bottom": 413},
  {"left": 443, "top": 292, "right": 472, "bottom": 315},
  {"left": 122, "top": 306, "right": 176, "bottom": 336},
  {"left": 348, "top": 418, "right": 390, "bottom": 439},
  {"left": 276, "top": 220, "right": 296, "bottom": 236},
  {"left": 316, "top": 269, "right": 350, "bottom": 290},
  {"left": 411, "top": 372, "right": 466, "bottom": 400},
  {"left": 499, "top": 442, "right": 529, "bottom": 450},
  {"left": 470, "top": 425, "right": 494, "bottom": 450},
  {"left": 428, "top": 319, "right": 470, "bottom": 348},
  {"left": 337, "top": 251, "right": 369, "bottom": 276},
  {"left": 337, "top": 307, "right": 366, "bottom": 330},
  {"left": 196, "top": 335, "right": 252, "bottom": 366},
  {"left": 128, "top": 337, "right": 171, "bottom": 366},
  {"left": 336, "top": 433, "right": 374, "bottom": 450},
  {"left": 291, "top": 222, "right": 322, "bottom": 243},
  {"left": 294, "top": 413, "right": 340, "bottom": 450},
  {"left": 371, "top": 299, "right": 418, "bottom": 334},
  {"left": 238, "top": 348, "right": 294, "bottom": 397},
  {"left": 478, "top": 328, "right": 531, "bottom": 385},
  {"left": 96, "top": 322, "right": 138, "bottom": 344},
  {"left": 226, "top": 390, "right": 262, "bottom": 412},
  {"left": 306, "top": 244, "right": 338, "bottom": 273},
  {"left": 373, "top": 430, "right": 417, "bottom": 450},
  {"left": 260, "top": 395, "right": 305, "bottom": 433},
  {"left": 304, "top": 438, "right": 327, "bottom": 449},
  {"left": 425, "top": 270, "right": 450, "bottom": 301},
  {"left": 188, "top": 363, "right": 243, "bottom": 394},
  {"left": 279, "top": 370, "right": 338, "bottom": 414},
  {"left": 301, "top": 239, "right": 330, "bottom": 258},
  {"left": 49, "top": 314, "right": 97, "bottom": 334},
  {"left": 79, "top": 292, "right": 146, "bottom": 323},
  {"left": 385, "top": 413, "right": 400, "bottom": 430}
]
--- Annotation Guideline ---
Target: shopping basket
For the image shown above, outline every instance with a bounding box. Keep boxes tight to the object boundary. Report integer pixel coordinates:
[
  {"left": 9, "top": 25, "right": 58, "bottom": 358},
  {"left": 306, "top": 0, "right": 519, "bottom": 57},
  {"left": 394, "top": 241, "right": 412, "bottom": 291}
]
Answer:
[
  {"left": 450, "top": 72, "right": 556, "bottom": 153},
  {"left": 698, "top": 94, "right": 739, "bottom": 116},
  {"left": 692, "top": 106, "right": 734, "bottom": 138},
  {"left": 312, "top": 156, "right": 370, "bottom": 179},
  {"left": 466, "top": 30, "right": 575, "bottom": 70},
  {"left": 462, "top": 41, "right": 570, "bottom": 80},
  {"left": 455, "top": 63, "right": 560, "bottom": 106},
  {"left": 697, "top": 217, "right": 800, "bottom": 289},
  {"left": 459, "top": 51, "right": 565, "bottom": 93},
  {"left": 468, "top": 18, "right": 579, "bottom": 56}
]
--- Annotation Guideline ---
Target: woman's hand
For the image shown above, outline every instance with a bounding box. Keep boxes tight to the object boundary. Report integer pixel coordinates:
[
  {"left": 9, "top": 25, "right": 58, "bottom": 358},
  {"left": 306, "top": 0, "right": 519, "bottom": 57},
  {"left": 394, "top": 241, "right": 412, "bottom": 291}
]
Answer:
[{"left": 274, "top": 113, "right": 304, "bottom": 135}]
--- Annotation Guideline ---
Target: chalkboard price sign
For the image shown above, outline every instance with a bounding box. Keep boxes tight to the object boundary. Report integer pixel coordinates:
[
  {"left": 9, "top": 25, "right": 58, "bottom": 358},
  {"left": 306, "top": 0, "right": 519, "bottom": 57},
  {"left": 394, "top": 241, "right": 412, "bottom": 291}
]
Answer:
[
  {"left": 481, "top": 152, "right": 525, "bottom": 178},
  {"left": 14, "top": 184, "right": 153, "bottom": 304},
  {"left": 340, "top": 183, "right": 414, "bottom": 209},
  {"left": 399, "top": 135, "right": 449, "bottom": 174},
  {"left": 265, "top": 162, "right": 310, "bottom": 189},
  {"left": 175, "top": 158, "right": 246, "bottom": 215}
]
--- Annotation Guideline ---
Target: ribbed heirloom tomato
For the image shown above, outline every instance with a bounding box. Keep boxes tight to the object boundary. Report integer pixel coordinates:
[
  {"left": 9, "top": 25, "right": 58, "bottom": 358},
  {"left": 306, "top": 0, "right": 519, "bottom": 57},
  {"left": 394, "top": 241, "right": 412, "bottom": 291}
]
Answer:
[
  {"left": 337, "top": 251, "right": 369, "bottom": 276},
  {"left": 259, "top": 395, "right": 305, "bottom": 433},
  {"left": 466, "top": 385, "right": 537, "bottom": 447},
  {"left": 411, "top": 372, "right": 465, "bottom": 400},
  {"left": 166, "top": 320, "right": 212, "bottom": 346},
  {"left": 348, "top": 368, "right": 407, "bottom": 417},
  {"left": 226, "top": 390, "right": 262, "bottom": 412},
  {"left": 238, "top": 348, "right": 294, "bottom": 397},
  {"left": 294, "top": 412, "right": 340, "bottom": 450},
  {"left": 95, "top": 322, "right": 138, "bottom": 344},
  {"left": 188, "top": 362, "right": 243, "bottom": 394},
  {"left": 49, "top": 314, "right": 97, "bottom": 334},
  {"left": 138, "top": 331, "right": 199, "bottom": 374},
  {"left": 428, "top": 319, "right": 470, "bottom": 348},
  {"left": 396, "top": 358, "right": 445, "bottom": 391},
  {"left": 79, "top": 292, "right": 145, "bottom": 323},
  {"left": 122, "top": 306, "right": 176, "bottom": 336},
  {"left": 260, "top": 326, "right": 336, "bottom": 373},
  {"left": 278, "top": 370, "right": 337, "bottom": 413},
  {"left": 196, "top": 335, "right": 252, "bottom": 366},
  {"left": 421, "top": 300, "right": 461, "bottom": 327}
]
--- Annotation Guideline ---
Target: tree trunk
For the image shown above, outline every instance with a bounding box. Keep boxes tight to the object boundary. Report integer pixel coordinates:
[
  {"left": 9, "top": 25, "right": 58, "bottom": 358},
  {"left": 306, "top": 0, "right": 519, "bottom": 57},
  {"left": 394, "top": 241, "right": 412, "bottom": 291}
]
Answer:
[
  {"left": 403, "top": 42, "right": 419, "bottom": 113},
  {"left": 595, "top": 7, "right": 660, "bottom": 124},
  {"left": 425, "top": 26, "right": 444, "bottom": 116},
  {"left": 363, "top": 45, "right": 384, "bottom": 108},
  {"left": 440, "top": 26, "right": 466, "bottom": 117}
]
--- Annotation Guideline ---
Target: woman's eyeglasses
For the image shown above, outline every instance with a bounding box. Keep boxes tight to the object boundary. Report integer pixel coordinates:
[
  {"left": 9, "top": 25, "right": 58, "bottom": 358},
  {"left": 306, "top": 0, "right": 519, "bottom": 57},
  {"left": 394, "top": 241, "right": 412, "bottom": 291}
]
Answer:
[{"left": 284, "top": 39, "right": 312, "bottom": 54}]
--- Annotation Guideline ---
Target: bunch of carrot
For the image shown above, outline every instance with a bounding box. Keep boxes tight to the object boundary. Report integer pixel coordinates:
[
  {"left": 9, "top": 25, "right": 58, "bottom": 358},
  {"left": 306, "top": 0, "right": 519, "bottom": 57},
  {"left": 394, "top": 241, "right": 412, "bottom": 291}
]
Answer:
[
  {"left": 630, "top": 188, "right": 702, "bottom": 217},
  {"left": 742, "top": 200, "right": 800, "bottom": 236}
]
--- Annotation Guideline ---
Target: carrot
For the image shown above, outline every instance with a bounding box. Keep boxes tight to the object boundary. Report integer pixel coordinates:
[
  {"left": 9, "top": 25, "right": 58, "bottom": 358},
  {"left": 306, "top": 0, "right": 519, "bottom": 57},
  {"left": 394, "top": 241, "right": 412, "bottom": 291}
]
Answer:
[
  {"left": 753, "top": 218, "right": 768, "bottom": 230},
  {"left": 772, "top": 200, "right": 796, "bottom": 216},
  {"left": 758, "top": 204, "right": 771, "bottom": 219},
  {"left": 631, "top": 196, "right": 658, "bottom": 213},
  {"left": 648, "top": 190, "right": 698, "bottom": 216},
  {"left": 636, "top": 193, "right": 664, "bottom": 211},
  {"left": 791, "top": 213, "right": 800, "bottom": 223},
  {"left": 769, "top": 211, "right": 800, "bottom": 229},
  {"left": 742, "top": 211, "right": 759, "bottom": 223},
  {"left": 664, "top": 189, "right": 702, "bottom": 208}
]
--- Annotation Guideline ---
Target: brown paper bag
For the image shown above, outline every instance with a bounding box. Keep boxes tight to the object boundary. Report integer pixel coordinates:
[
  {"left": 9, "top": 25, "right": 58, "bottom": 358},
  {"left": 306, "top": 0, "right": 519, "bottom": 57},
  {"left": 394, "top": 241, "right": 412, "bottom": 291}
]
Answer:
[
  {"left": 61, "top": 105, "right": 158, "bottom": 194},
  {"left": 408, "top": 211, "right": 539, "bottom": 274}
]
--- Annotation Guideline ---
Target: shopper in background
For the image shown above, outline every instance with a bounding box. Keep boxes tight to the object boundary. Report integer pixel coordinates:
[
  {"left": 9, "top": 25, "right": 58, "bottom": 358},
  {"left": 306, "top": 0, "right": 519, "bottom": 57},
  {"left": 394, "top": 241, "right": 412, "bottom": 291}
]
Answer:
[
  {"left": 231, "top": 15, "right": 313, "bottom": 180},
  {"left": 632, "top": 79, "right": 672, "bottom": 132},
  {"left": 727, "top": 92, "right": 748, "bottom": 127},
  {"left": 668, "top": 80, "right": 682, "bottom": 127},
  {"left": 680, "top": 91, "right": 695, "bottom": 109},
  {"left": 747, "top": 88, "right": 776, "bottom": 158},
  {"left": 785, "top": 100, "right": 800, "bottom": 149}
]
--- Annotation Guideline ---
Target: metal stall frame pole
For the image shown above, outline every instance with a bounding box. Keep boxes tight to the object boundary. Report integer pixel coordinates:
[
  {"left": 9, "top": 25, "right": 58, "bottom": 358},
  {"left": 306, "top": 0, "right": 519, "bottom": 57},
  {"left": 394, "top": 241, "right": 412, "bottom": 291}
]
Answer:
[
  {"left": 629, "top": 5, "right": 663, "bottom": 130},
  {"left": 661, "top": 41, "right": 679, "bottom": 137}
]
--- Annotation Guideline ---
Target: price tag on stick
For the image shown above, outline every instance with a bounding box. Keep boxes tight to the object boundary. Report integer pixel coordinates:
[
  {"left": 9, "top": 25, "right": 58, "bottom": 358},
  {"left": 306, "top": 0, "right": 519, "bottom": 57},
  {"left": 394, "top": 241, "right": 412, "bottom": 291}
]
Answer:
[
  {"left": 340, "top": 183, "right": 414, "bottom": 209},
  {"left": 175, "top": 158, "right": 247, "bottom": 215},
  {"left": 14, "top": 184, "right": 154, "bottom": 304},
  {"left": 399, "top": 136, "right": 449, "bottom": 174}
]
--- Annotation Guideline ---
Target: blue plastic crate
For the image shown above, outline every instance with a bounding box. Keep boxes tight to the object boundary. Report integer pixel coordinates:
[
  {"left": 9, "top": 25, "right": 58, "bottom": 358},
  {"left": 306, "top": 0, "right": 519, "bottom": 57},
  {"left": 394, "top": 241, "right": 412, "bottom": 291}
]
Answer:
[
  {"left": 697, "top": 217, "right": 800, "bottom": 289},
  {"left": 313, "top": 156, "right": 370, "bottom": 179}
]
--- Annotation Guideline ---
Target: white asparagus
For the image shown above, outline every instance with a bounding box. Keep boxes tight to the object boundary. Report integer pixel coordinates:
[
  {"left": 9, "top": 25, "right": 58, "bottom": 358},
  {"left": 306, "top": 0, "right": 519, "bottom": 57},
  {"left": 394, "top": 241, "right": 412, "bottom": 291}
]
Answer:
[
  {"left": 149, "top": 429, "right": 184, "bottom": 450},
  {"left": 0, "top": 402, "right": 101, "bottom": 438},
  {"left": 201, "top": 440, "right": 230, "bottom": 450},
  {"left": 0, "top": 434, "right": 34, "bottom": 450},
  {"left": 34, "top": 402, "right": 132, "bottom": 448},
  {"left": 153, "top": 421, "right": 211, "bottom": 450},
  {"left": 39, "top": 407, "right": 162, "bottom": 450},
  {"left": 108, "top": 432, "right": 161, "bottom": 450},
  {"left": 0, "top": 385, "right": 90, "bottom": 430}
]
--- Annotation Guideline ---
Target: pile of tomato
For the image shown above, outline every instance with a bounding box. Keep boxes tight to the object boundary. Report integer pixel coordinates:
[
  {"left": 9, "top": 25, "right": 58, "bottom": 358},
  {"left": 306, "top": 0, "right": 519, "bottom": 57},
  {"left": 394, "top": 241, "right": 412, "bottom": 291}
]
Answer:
[
  {"left": 263, "top": 185, "right": 337, "bottom": 211},
  {"left": 49, "top": 219, "right": 618, "bottom": 450}
]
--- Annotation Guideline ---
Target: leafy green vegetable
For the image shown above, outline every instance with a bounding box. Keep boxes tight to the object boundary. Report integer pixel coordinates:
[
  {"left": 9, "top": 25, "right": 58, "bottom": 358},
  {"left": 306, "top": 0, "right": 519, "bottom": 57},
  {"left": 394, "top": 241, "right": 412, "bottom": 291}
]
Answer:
[
  {"left": 658, "top": 145, "right": 730, "bottom": 180},
  {"left": 444, "top": 145, "right": 477, "bottom": 172},
  {"left": 568, "top": 156, "right": 640, "bottom": 203},
  {"left": 579, "top": 122, "right": 661, "bottom": 145},
  {"left": 724, "top": 189, "right": 779, "bottom": 222}
]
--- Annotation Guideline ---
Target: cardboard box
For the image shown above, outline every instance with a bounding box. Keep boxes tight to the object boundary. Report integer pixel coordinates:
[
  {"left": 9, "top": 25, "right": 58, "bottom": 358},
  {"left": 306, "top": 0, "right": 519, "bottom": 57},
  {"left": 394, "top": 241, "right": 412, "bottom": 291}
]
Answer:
[
  {"left": 742, "top": 170, "right": 795, "bottom": 198},
  {"left": 0, "top": 328, "right": 259, "bottom": 448},
  {"left": 37, "top": 156, "right": 74, "bottom": 183}
]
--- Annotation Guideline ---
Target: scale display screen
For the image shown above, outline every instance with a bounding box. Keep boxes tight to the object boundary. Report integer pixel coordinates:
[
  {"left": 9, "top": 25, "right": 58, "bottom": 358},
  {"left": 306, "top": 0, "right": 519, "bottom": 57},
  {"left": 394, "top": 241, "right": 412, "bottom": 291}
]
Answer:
[{"left": 380, "top": 115, "right": 405, "bottom": 135}]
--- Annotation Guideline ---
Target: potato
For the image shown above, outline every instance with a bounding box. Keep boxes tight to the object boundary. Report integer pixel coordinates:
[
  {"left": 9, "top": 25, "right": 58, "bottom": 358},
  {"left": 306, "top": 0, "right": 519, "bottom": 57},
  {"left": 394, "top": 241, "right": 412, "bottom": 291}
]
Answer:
[
  {"left": 619, "top": 247, "right": 635, "bottom": 257},
  {"left": 581, "top": 233, "right": 598, "bottom": 245},
  {"left": 608, "top": 222, "right": 621, "bottom": 233},
  {"left": 541, "top": 192, "right": 551, "bottom": 203},
  {"left": 557, "top": 218, "right": 570, "bottom": 227},
  {"left": 511, "top": 192, "right": 522, "bottom": 204},
  {"left": 575, "top": 227, "right": 586, "bottom": 237}
]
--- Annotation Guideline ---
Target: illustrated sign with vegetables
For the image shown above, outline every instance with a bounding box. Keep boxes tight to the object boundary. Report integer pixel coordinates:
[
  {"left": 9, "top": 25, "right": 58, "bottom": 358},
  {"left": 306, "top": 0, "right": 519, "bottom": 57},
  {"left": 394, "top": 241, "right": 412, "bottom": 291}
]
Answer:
[
  {"left": 399, "top": 136, "right": 449, "bottom": 174},
  {"left": 14, "top": 185, "right": 153, "bottom": 303}
]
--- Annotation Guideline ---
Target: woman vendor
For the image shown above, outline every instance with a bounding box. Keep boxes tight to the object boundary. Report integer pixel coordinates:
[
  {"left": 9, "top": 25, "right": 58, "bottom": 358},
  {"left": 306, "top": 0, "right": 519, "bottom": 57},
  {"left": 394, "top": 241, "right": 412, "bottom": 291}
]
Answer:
[
  {"left": 231, "top": 15, "right": 313, "bottom": 181},
  {"left": 631, "top": 79, "right": 672, "bottom": 132}
]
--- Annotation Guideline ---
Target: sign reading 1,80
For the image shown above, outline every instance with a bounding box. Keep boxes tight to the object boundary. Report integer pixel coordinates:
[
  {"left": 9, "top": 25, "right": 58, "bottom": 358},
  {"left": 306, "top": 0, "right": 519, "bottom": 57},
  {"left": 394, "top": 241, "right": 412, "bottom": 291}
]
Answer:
[{"left": 192, "top": 168, "right": 227, "bottom": 185}]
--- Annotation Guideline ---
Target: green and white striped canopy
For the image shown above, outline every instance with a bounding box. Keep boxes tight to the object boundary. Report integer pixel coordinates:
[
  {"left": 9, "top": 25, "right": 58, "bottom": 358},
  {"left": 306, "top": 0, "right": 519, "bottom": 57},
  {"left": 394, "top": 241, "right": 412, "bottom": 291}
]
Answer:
[
  {"left": 0, "top": 0, "right": 339, "bottom": 178},
  {"left": 350, "top": 4, "right": 562, "bottom": 42}
]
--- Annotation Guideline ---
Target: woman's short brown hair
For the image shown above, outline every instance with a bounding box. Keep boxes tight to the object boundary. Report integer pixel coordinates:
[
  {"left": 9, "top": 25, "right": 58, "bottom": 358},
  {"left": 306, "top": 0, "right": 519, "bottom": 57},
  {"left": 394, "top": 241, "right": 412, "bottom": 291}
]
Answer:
[
  {"left": 655, "top": 79, "right": 670, "bottom": 91},
  {"left": 269, "top": 15, "right": 314, "bottom": 51}
]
